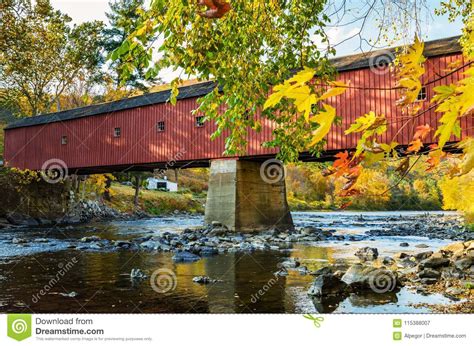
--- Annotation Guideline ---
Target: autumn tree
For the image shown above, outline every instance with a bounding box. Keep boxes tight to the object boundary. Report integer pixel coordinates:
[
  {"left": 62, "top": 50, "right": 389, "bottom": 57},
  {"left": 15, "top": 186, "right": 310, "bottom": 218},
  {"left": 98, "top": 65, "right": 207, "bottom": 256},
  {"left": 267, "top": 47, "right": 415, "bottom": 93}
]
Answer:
[
  {"left": 0, "top": 0, "right": 105, "bottom": 116},
  {"left": 103, "top": 0, "right": 159, "bottom": 90}
]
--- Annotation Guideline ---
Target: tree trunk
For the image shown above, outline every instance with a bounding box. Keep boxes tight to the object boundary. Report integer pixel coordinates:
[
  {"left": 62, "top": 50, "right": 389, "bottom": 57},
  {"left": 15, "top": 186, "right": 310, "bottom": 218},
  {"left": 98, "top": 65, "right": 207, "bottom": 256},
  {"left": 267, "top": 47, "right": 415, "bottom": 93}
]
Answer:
[
  {"left": 103, "top": 176, "right": 112, "bottom": 201},
  {"left": 174, "top": 169, "right": 179, "bottom": 184},
  {"left": 133, "top": 175, "right": 142, "bottom": 208}
]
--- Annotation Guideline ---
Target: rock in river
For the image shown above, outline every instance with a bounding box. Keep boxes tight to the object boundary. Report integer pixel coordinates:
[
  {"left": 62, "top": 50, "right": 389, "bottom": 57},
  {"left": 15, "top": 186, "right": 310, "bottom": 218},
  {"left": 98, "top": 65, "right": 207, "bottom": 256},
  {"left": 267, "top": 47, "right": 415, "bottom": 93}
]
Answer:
[
  {"left": 130, "top": 268, "right": 147, "bottom": 280},
  {"left": 420, "top": 256, "right": 450, "bottom": 269},
  {"left": 454, "top": 257, "right": 473, "bottom": 271},
  {"left": 81, "top": 236, "right": 101, "bottom": 243},
  {"left": 341, "top": 264, "right": 398, "bottom": 292},
  {"left": 354, "top": 247, "right": 378, "bottom": 262},
  {"left": 308, "top": 273, "right": 348, "bottom": 297},
  {"left": 192, "top": 276, "right": 221, "bottom": 284},
  {"left": 172, "top": 251, "right": 201, "bottom": 263},
  {"left": 418, "top": 268, "right": 441, "bottom": 279}
]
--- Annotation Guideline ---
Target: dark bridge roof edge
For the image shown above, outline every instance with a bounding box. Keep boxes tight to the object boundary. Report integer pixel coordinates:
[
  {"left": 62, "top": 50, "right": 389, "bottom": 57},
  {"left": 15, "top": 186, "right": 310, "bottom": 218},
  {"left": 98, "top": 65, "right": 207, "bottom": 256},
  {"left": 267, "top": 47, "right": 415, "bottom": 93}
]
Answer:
[{"left": 6, "top": 35, "right": 461, "bottom": 130}]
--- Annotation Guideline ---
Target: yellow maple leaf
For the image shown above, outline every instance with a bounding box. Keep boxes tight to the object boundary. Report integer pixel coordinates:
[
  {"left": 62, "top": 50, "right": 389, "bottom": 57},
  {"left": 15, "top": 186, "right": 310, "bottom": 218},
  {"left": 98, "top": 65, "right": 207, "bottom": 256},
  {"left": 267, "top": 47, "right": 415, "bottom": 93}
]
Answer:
[
  {"left": 285, "top": 67, "right": 315, "bottom": 85},
  {"left": 395, "top": 35, "right": 426, "bottom": 108},
  {"left": 458, "top": 137, "right": 474, "bottom": 176},
  {"left": 308, "top": 104, "right": 336, "bottom": 146},
  {"left": 263, "top": 67, "right": 316, "bottom": 112}
]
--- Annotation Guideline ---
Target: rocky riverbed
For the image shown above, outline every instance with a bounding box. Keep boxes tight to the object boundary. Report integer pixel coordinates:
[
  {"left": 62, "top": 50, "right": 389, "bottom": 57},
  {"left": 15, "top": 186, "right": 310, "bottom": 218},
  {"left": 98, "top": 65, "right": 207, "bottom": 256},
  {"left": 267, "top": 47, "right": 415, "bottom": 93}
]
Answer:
[{"left": 0, "top": 211, "right": 472, "bottom": 313}]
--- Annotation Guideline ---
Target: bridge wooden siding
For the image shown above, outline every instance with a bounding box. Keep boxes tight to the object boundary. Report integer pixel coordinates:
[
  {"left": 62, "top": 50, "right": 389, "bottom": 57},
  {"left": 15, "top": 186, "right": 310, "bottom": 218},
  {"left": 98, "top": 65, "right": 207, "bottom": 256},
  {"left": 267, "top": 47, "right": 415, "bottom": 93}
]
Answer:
[{"left": 3, "top": 37, "right": 472, "bottom": 173}]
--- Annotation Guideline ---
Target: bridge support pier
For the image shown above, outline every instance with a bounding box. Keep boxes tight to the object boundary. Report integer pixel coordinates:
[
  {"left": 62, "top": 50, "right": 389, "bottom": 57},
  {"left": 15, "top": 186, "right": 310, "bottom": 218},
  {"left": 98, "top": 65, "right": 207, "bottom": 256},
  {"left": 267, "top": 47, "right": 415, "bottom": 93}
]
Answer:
[{"left": 205, "top": 159, "right": 294, "bottom": 232}]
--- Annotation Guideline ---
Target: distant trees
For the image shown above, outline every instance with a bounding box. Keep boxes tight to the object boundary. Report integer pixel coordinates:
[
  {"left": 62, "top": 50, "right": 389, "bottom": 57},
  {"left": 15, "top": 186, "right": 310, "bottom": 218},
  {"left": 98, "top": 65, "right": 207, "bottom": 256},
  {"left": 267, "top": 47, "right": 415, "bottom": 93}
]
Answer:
[
  {"left": 103, "top": 0, "right": 157, "bottom": 90},
  {"left": 0, "top": 0, "right": 105, "bottom": 116}
]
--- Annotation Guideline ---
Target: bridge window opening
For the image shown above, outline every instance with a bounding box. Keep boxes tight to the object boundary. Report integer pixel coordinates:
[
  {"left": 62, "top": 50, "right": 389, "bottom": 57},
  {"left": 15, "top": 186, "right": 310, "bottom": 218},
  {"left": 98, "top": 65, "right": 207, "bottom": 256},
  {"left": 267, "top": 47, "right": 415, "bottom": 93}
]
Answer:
[
  {"left": 157, "top": 121, "right": 165, "bottom": 132},
  {"left": 61, "top": 136, "right": 67, "bottom": 145},
  {"left": 114, "top": 127, "right": 121, "bottom": 138},
  {"left": 417, "top": 87, "right": 427, "bottom": 101},
  {"left": 195, "top": 116, "right": 205, "bottom": 127}
]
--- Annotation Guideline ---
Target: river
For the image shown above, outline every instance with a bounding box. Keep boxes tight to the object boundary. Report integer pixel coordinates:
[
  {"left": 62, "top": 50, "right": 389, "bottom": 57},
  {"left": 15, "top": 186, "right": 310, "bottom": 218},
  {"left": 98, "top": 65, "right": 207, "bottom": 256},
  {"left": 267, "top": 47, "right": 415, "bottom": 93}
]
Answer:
[{"left": 0, "top": 211, "right": 461, "bottom": 313}]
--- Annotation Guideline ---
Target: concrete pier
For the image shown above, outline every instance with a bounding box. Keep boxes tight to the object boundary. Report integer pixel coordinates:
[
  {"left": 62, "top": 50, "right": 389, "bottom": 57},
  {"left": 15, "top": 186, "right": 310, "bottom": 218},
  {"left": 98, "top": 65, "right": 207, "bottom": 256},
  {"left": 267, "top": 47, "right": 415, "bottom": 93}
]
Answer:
[{"left": 204, "top": 159, "right": 294, "bottom": 231}]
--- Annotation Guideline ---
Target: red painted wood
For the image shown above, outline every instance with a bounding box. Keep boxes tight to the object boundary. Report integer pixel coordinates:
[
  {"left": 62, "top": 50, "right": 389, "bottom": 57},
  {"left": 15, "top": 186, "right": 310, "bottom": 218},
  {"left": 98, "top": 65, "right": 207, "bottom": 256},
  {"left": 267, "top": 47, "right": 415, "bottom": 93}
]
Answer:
[{"left": 4, "top": 52, "right": 472, "bottom": 172}]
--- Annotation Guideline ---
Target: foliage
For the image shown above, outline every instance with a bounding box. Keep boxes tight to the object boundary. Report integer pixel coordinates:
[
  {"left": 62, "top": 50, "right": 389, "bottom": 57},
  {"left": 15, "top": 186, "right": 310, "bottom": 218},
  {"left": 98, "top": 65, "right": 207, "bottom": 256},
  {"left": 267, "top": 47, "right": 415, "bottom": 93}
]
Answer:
[
  {"left": 439, "top": 171, "right": 474, "bottom": 223},
  {"left": 394, "top": 35, "right": 426, "bottom": 111},
  {"left": 0, "top": 168, "right": 68, "bottom": 219},
  {"left": 0, "top": 0, "right": 105, "bottom": 116},
  {"left": 286, "top": 160, "right": 443, "bottom": 211},
  {"left": 103, "top": 0, "right": 158, "bottom": 89},
  {"left": 84, "top": 174, "right": 116, "bottom": 199},
  {"left": 111, "top": 0, "right": 334, "bottom": 159}
]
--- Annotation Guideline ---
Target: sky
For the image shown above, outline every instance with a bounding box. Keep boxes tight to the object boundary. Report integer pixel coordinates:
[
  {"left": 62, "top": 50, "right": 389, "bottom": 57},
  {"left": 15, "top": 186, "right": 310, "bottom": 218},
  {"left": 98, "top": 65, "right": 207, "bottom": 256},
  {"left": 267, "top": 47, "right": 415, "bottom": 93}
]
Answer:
[{"left": 50, "top": 0, "right": 463, "bottom": 82}]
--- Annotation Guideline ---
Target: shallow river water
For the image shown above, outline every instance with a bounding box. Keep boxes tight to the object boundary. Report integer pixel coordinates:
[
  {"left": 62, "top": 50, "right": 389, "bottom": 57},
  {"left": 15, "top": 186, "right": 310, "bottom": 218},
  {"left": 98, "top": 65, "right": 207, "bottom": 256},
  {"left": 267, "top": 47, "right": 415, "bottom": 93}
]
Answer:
[{"left": 0, "top": 211, "right": 458, "bottom": 313}]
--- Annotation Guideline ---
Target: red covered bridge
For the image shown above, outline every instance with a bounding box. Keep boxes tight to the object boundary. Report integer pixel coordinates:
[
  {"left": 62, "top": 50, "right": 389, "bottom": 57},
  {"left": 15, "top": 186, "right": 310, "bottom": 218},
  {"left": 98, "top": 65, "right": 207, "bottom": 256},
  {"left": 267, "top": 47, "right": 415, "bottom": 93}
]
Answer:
[
  {"left": 3, "top": 36, "right": 472, "bottom": 174},
  {"left": 3, "top": 36, "right": 473, "bottom": 231}
]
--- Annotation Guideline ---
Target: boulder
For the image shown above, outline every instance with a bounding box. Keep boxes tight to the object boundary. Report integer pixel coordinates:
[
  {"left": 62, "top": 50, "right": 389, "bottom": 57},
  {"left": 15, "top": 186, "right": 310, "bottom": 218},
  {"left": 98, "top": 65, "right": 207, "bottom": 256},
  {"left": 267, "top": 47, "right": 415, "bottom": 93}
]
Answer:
[
  {"left": 307, "top": 274, "right": 348, "bottom": 297},
  {"left": 454, "top": 257, "right": 473, "bottom": 271},
  {"left": 354, "top": 247, "right": 378, "bottom": 262},
  {"left": 140, "top": 240, "right": 159, "bottom": 250},
  {"left": 382, "top": 256, "right": 395, "bottom": 265},
  {"left": 420, "top": 256, "right": 450, "bottom": 269},
  {"left": 211, "top": 221, "right": 223, "bottom": 228},
  {"left": 172, "top": 251, "right": 201, "bottom": 263},
  {"left": 415, "top": 244, "right": 430, "bottom": 248},
  {"left": 394, "top": 252, "right": 409, "bottom": 260},
  {"left": 208, "top": 227, "right": 227, "bottom": 237},
  {"left": 413, "top": 251, "right": 433, "bottom": 261},
  {"left": 399, "top": 242, "right": 410, "bottom": 247},
  {"left": 418, "top": 268, "right": 441, "bottom": 279},
  {"left": 442, "top": 242, "right": 465, "bottom": 254},
  {"left": 421, "top": 278, "right": 438, "bottom": 285},
  {"left": 397, "top": 258, "right": 417, "bottom": 268},
  {"left": 342, "top": 264, "right": 398, "bottom": 292}
]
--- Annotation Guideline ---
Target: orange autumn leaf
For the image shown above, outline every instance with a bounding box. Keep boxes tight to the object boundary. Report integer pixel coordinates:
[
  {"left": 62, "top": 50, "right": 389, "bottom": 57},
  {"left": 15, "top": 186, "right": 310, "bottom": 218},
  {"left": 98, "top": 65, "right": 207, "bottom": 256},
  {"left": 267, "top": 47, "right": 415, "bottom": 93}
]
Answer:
[
  {"left": 407, "top": 138, "right": 423, "bottom": 153},
  {"left": 426, "top": 145, "right": 446, "bottom": 171},
  {"left": 413, "top": 124, "right": 431, "bottom": 140}
]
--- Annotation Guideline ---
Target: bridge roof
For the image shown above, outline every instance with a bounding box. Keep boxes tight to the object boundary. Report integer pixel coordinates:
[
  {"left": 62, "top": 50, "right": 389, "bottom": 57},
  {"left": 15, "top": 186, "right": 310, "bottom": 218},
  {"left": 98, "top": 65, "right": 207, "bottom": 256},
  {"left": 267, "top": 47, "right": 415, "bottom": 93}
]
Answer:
[{"left": 6, "top": 35, "right": 461, "bottom": 130}]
